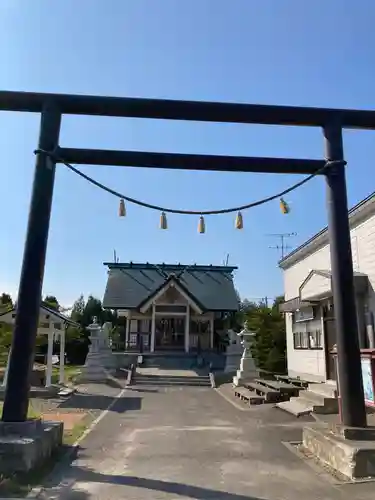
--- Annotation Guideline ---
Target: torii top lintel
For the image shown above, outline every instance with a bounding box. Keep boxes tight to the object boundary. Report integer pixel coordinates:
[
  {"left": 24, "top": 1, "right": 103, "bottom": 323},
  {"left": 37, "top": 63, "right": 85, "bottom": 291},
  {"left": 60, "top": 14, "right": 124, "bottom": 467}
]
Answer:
[{"left": 0, "top": 90, "right": 375, "bottom": 129}]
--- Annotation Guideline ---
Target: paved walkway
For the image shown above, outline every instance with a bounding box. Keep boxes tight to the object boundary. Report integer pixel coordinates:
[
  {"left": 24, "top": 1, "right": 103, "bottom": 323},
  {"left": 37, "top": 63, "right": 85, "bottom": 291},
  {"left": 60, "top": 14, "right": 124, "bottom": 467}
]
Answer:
[{"left": 38, "top": 385, "right": 375, "bottom": 500}]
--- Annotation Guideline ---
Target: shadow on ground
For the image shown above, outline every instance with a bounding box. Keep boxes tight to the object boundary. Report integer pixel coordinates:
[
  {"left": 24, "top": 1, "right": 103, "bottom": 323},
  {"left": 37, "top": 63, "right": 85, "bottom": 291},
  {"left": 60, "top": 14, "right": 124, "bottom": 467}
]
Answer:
[
  {"left": 58, "top": 394, "right": 142, "bottom": 413},
  {"left": 45, "top": 464, "right": 269, "bottom": 500},
  {"left": 127, "top": 387, "right": 160, "bottom": 393}
]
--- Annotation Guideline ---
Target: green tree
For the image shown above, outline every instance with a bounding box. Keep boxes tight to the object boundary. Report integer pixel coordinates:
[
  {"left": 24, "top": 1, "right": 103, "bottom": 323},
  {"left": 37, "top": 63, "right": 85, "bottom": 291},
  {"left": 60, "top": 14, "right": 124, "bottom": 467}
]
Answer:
[
  {"left": 243, "top": 298, "right": 286, "bottom": 374},
  {"left": 0, "top": 293, "right": 13, "bottom": 312},
  {"left": 44, "top": 295, "right": 60, "bottom": 311},
  {"left": 70, "top": 294, "right": 86, "bottom": 324},
  {"left": 81, "top": 295, "right": 104, "bottom": 327},
  {"left": 70, "top": 294, "right": 116, "bottom": 328}
]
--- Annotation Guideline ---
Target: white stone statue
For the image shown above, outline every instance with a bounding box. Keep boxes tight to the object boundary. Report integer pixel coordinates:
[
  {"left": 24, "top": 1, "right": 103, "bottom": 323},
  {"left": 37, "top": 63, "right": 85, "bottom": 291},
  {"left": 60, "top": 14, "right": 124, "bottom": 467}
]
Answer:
[
  {"left": 224, "top": 329, "right": 243, "bottom": 373},
  {"left": 79, "top": 317, "right": 110, "bottom": 382},
  {"left": 233, "top": 321, "right": 257, "bottom": 387},
  {"left": 101, "top": 322, "right": 116, "bottom": 372}
]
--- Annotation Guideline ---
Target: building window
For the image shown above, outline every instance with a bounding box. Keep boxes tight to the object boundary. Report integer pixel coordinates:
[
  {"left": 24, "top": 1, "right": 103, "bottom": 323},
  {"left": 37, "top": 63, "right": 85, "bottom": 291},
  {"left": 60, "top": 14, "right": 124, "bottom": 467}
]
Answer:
[
  {"left": 293, "top": 332, "right": 309, "bottom": 349},
  {"left": 129, "top": 333, "right": 138, "bottom": 346},
  {"left": 39, "top": 322, "right": 50, "bottom": 329},
  {"left": 294, "top": 330, "right": 323, "bottom": 350},
  {"left": 130, "top": 320, "right": 139, "bottom": 333},
  {"left": 309, "top": 330, "right": 323, "bottom": 349},
  {"left": 294, "top": 307, "right": 314, "bottom": 323},
  {"left": 140, "top": 319, "right": 150, "bottom": 333},
  {"left": 53, "top": 323, "right": 62, "bottom": 330}
]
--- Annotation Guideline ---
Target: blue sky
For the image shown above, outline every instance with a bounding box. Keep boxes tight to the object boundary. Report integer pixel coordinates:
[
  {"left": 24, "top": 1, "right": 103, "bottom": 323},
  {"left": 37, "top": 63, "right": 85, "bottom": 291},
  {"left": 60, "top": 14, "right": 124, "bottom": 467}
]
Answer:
[{"left": 1, "top": 1, "right": 375, "bottom": 306}]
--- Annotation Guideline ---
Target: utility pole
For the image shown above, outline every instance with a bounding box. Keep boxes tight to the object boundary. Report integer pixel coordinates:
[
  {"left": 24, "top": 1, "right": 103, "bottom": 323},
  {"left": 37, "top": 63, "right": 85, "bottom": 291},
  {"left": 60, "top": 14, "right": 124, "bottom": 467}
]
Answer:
[{"left": 267, "top": 232, "right": 297, "bottom": 259}]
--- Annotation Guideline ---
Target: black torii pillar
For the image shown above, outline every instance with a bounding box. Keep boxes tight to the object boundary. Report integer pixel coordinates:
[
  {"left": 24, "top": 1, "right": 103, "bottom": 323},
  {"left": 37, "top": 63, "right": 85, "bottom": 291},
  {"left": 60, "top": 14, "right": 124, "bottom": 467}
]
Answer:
[
  {"left": 2, "top": 102, "right": 61, "bottom": 422},
  {"left": 324, "top": 121, "right": 367, "bottom": 428}
]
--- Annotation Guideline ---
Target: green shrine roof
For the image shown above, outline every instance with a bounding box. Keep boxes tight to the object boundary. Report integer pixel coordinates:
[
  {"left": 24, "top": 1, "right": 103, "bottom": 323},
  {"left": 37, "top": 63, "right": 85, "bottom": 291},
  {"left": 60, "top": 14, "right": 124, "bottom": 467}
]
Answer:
[{"left": 102, "top": 262, "right": 239, "bottom": 312}]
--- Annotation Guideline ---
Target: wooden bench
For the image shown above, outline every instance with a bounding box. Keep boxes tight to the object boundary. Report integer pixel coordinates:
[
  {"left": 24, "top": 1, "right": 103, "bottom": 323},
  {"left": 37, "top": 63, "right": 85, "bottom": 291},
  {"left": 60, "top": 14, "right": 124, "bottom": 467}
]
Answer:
[
  {"left": 256, "top": 369, "right": 276, "bottom": 380},
  {"left": 234, "top": 387, "right": 264, "bottom": 405},
  {"left": 275, "top": 374, "right": 310, "bottom": 388},
  {"left": 244, "top": 382, "right": 280, "bottom": 402},
  {"left": 255, "top": 378, "right": 301, "bottom": 397}
]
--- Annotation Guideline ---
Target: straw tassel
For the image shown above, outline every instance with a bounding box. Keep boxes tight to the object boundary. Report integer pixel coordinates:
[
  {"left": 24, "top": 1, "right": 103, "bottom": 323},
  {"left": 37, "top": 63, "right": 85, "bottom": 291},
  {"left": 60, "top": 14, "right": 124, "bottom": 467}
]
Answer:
[
  {"left": 198, "top": 215, "right": 205, "bottom": 234},
  {"left": 119, "top": 198, "right": 126, "bottom": 217},
  {"left": 280, "top": 198, "right": 290, "bottom": 214},
  {"left": 235, "top": 211, "right": 243, "bottom": 229},
  {"left": 160, "top": 211, "right": 168, "bottom": 229}
]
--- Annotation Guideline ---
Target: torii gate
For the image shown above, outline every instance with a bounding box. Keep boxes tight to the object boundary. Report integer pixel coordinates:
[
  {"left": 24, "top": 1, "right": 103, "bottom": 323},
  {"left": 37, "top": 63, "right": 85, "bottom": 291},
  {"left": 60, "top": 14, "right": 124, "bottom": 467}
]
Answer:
[{"left": 0, "top": 90, "right": 372, "bottom": 428}]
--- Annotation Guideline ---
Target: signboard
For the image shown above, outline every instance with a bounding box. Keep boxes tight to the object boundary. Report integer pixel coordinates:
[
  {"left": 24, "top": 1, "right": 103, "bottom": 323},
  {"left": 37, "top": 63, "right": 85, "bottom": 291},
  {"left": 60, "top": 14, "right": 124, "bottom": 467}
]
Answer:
[{"left": 361, "top": 357, "right": 375, "bottom": 406}]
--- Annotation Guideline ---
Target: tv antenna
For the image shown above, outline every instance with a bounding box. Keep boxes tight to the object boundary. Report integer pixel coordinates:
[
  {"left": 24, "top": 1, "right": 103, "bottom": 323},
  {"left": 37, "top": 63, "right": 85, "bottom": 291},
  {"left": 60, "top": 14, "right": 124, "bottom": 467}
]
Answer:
[{"left": 267, "top": 232, "right": 297, "bottom": 259}]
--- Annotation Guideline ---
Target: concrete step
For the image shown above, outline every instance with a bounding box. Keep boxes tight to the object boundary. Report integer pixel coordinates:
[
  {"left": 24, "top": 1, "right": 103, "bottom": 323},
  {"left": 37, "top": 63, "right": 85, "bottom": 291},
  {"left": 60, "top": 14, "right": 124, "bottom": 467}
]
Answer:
[
  {"left": 134, "top": 375, "right": 211, "bottom": 382},
  {"left": 295, "top": 395, "right": 338, "bottom": 415},
  {"left": 308, "top": 382, "right": 337, "bottom": 399},
  {"left": 296, "top": 390, "right": 336, "bottom": 407},
  {"left": 135, "top": 370, "right": 210, "bottom": 381},
  {"left": 133, "top": 376, "right": 211, "bottom": 387},
  {"left": 276, "top": 399, "right": 313, "bottom": 417},
  {"left": 134, "top": 381, "right": 211, "bottom": 387}
]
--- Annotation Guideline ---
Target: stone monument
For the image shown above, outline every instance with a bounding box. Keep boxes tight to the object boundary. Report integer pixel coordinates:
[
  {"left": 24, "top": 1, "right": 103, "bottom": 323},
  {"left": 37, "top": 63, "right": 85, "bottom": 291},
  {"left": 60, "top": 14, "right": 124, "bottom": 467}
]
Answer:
[
  {"left": 79, "top": 317, "right": 110, "bottom": 382},
  {"left": 101, "top": 322, "right": 116, "bottom": 373},
  {"left": 224, "top": 329, "right": 243, "bottom": 373},
  {"left": 232, "top": 321, "right": 257, "bottom": 387}
]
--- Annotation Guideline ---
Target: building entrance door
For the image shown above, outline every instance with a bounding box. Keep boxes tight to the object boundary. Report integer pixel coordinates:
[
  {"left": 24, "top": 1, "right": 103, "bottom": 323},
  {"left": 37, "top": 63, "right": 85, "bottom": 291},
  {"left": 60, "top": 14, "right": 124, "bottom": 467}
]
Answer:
[{"left": 155, "top": 318, "right": 185, "bottom": 349}]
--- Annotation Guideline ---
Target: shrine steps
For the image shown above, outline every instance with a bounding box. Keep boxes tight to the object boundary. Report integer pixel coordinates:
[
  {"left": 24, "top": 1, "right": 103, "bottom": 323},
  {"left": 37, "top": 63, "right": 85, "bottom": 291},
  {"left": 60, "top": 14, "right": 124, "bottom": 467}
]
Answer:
[
  {"left": 132, "top": 364, "right": 211, "bottom": 387},
  {"left": 276, "top": 381, "right": 338, "bottom": 417},
  {"left": 132, "top": 372, "right": 212, "bottom": 387}
]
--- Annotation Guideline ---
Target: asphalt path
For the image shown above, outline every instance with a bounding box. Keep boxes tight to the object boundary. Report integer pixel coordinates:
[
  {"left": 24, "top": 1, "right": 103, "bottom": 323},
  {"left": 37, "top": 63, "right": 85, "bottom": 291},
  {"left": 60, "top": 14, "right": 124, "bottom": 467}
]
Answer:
[{"left": 37, "top": 383, "right": 375, "bottom": 500}]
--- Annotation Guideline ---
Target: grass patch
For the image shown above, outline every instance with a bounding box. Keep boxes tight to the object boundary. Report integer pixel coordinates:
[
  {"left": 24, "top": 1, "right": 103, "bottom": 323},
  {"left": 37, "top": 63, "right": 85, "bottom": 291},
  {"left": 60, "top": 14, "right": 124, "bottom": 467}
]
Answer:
[
  {"left": 63, "top": 412, "right": 95, "bottom": 446},
  {"left": 0, "top": 401, "right": 40, "bottom": 419},
  {"left": 51, "top": 364, "right": 82, "bottom": 385}
]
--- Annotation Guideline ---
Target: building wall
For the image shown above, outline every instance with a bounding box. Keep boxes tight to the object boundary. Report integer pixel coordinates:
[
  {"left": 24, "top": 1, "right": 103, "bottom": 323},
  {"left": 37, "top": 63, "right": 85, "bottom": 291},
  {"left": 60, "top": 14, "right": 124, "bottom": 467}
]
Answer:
[
  {"left": 0, "top": 308, "right": 64, "bottom": 334},
  {"left": 283, "top": 212, "right": 375, "bottom": 381},
  {"left": 285, "top": 309, "right": 327, "bottom": 382},
  {"left": 155, "top": 287, "right": 189, "bottom": 305}
]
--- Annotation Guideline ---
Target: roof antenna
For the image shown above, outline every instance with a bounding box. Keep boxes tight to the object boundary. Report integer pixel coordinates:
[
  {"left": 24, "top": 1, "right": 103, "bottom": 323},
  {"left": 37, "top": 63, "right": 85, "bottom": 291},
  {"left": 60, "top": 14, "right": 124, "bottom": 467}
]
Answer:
[
  {"left": 223, "top": 253, "right": 229, "bottom": 266},
  {"left": 113, "top": 249, "right": 119, "bottom": 263}
]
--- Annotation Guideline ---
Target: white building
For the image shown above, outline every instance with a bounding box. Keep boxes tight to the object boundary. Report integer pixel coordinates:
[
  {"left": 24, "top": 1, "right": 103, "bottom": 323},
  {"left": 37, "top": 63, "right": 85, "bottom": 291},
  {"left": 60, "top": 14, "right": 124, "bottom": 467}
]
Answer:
[
  {"left": 0, "top": 303, "right": 78, "bottom": 386},
  {"left": 279, "top": 191, "right": 375, "bottom": 383}
]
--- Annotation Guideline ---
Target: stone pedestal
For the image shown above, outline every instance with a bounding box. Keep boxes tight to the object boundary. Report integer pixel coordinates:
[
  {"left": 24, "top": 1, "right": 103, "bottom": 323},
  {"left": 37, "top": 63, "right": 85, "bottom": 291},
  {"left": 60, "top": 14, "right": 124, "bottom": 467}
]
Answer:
[
  {"left": 232, "top": 324, "right": 257, "bottom": 387},
  {"left": 79, "top": 319, "right": 110, "bottom": 382},
  {"left": 101, "top": 322, "right": 116, "bottom": 372},
  {"left": 302, "top": 422, "right": 375, "bottom": 480},
  {"left": 0, "top": 418, "right": 63, "bottom": 474},
  {"left": 224, "top": 329, "right": 243, "bottom": 373}
]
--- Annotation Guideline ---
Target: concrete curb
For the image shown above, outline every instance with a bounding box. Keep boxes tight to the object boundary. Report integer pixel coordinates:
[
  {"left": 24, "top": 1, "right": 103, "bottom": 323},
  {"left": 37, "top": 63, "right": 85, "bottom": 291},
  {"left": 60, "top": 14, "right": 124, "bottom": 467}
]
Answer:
[{"left": 26, "top": 386, "right": 128, "bottom": 499}]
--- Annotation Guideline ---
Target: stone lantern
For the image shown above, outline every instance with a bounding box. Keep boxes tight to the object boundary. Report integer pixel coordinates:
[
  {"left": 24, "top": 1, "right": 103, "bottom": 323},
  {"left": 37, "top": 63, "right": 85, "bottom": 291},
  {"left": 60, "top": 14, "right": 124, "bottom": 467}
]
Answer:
[{"left": 233, "top": 321, "right": 257, "bottom": 387}]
